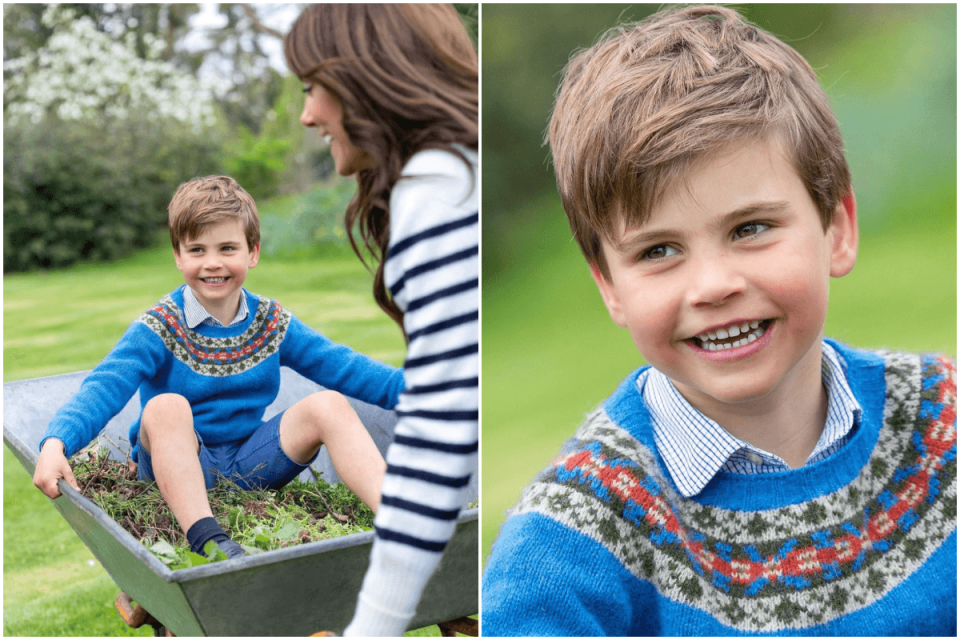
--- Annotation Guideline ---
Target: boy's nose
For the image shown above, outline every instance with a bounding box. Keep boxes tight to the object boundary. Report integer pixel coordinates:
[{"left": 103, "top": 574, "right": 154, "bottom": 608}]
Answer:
[{"left": 686, "top": 254, "right": 747, "bottom": 307}]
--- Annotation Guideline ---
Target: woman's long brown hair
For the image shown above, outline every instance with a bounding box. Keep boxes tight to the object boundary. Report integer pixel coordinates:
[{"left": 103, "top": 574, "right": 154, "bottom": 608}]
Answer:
[{"left": 284, "top": 4, "right": 478, "bottom": 337}]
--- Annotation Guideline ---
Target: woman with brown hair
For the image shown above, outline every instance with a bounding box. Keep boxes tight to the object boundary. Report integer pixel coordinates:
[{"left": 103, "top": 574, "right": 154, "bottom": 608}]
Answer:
[{"left": 284, "top": 4, "right": 478, "bottom": 636}]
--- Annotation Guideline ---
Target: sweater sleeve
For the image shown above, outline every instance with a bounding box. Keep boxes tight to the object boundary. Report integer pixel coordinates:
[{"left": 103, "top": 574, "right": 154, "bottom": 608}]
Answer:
[
  {"left": 482, "top": 513, "right": 656, "bottom": 636},
  {"left": 343, "top": 149, "right": 479, "bottom": 636},
  {"left": 40, "top": 321, "right": 168, "bottom": 459},
  {"left": 280, "top": 314, "right": 404, "bottom": 409}
]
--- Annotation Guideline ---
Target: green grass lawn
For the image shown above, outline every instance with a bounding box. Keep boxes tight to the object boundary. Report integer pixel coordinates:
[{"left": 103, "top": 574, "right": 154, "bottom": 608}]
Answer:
[
  {"left": 480, "top": 193, "right": 958, "bottom": 567},
  {"left": 1, "top": 185, "right": 468, "bottom": 635}
]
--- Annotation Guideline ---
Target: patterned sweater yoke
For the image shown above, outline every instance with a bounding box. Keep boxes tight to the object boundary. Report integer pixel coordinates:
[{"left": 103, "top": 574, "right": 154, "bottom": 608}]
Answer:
[
  {"left": 483, "top": 344, "right": 957, "bottom": 636},
  {"left": 139, "top": 290, "right": 290, "bottom": 376}
]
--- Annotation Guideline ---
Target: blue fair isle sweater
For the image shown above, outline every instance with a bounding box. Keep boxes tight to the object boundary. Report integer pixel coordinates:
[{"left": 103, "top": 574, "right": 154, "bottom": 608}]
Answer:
[
  {"left": 41, "top": 286, "right": 404, "bottom": 461},
  {"left": 482, "top": 342, "right": 957, "bottom": 636}
]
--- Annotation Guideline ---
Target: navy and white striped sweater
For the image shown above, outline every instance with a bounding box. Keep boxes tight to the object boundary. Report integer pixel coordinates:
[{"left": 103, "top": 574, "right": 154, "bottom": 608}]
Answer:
[{"left": 345, "top": 148, "right": 479, "bottom": 636}]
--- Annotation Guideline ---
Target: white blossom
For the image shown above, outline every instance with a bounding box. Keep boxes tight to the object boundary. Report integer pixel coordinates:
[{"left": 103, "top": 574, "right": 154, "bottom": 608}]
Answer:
[{"left": 5, "top": 5, "right": 215, "bottom": 134}]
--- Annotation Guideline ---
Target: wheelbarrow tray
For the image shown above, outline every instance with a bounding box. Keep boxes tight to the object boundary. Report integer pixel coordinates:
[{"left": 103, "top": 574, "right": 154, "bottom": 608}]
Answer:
[{"left": 4, "top": 369, "right": 478, "bottom": 636}]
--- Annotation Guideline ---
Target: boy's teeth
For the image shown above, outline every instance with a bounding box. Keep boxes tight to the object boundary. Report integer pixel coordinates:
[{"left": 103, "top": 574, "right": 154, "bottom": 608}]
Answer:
[{"left": 696, "top": 320, "right": 768, "bottom": 350}]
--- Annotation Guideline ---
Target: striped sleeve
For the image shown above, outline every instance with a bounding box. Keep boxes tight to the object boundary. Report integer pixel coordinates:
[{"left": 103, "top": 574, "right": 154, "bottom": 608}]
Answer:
[{"left": 343, "top": 148, "right": 478, "bottom": 636}]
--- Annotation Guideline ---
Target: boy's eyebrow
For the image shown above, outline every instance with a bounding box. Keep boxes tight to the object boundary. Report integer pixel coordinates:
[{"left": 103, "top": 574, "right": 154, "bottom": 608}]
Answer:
[
  {"left": 181, "top": 239, "right": 242, "bottom": 247},
  {"left": 614, "top": 199, "right": 791, "bottom": 251}
]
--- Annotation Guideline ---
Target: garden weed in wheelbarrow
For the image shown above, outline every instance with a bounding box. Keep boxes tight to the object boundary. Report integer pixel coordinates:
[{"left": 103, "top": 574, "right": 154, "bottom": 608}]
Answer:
[{"left": 72, "top": 444, "right": 377, "bottom": 569}]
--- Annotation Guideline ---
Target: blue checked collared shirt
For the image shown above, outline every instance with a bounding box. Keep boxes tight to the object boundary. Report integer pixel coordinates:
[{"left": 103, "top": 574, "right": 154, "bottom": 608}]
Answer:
[
  {"left": 641, "top": 340, "right": 862, "bottom": 497},
  {"left": 181, "top": 285, "right": 250, "bottom": 329}
]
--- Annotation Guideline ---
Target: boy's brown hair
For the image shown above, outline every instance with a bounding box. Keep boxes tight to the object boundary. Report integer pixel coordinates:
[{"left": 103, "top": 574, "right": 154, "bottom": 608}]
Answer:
[
  {"left": 548, "top": 4, "right": 852, "bottom": 278},
  {"left": 168, "top": 176, "right": 261, "bottom": 252}
]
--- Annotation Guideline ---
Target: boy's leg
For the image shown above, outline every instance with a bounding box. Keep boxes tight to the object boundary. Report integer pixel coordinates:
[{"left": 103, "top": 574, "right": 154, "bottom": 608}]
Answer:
[
  {"left": 140, "top": 393, "right": 243, "bottom": 558},
  {"left": 139, "top": 394, "right": 211, "bottom": 531},
  {"left": 279, "top": 391, "right": 386, "bottom": 513}
]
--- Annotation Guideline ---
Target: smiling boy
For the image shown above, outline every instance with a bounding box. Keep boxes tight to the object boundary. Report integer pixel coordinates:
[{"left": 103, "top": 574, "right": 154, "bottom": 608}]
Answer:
[
  {"left": 482, "top": 5, "right": 956, "bottom": 636},
  {"left": 35, "top": 175, "right": 404, "bottom": 560}
]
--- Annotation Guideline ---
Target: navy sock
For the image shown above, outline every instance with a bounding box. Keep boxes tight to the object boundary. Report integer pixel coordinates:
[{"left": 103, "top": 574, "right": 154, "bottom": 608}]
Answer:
[{"left": 186, "top": 517, "right": 244, "bottom": 559}]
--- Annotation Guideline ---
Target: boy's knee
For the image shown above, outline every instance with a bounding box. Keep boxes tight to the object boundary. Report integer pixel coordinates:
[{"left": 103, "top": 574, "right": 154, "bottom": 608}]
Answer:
[
  {"left": 143, "top": 393, "right": 191, "bottom": 420},
  {"left": 295, "top": 391, "right": 356, "bottom": 441},
  {"left": 305, "top": 390, "right": 352, "bottom": 418},
  {"left": 140, "top": 394, "right": 194, "bottom": 450}
]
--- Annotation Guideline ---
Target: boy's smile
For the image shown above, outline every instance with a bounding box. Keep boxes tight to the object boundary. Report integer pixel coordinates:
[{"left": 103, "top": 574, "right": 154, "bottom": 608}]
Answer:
[
  {"left": 175, "top": 220, "right": 260, "bottom": 325},
  {"left": 593, "top": 138, "right": 858, "bottom": 422}
]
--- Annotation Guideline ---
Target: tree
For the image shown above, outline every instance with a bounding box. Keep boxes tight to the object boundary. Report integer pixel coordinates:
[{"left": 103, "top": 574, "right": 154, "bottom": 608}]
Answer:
[
  {"left": 4, "top": 5, "right": 215, "bottom": 128},
  {"left": 3, "top": 5, "right": 222, "bottom": 272}
]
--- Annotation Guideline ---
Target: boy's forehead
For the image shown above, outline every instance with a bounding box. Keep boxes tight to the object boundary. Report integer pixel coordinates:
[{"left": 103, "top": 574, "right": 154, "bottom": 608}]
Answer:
[
  {"left": 181, "top": 219, "right": 247, "bottom": 244},
  {"left": 609, "top": 139, "right": 804, "bottom": 240}
]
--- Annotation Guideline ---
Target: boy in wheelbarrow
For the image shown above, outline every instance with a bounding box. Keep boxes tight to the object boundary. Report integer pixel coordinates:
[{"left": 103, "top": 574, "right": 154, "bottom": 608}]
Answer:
[{"left": 34, "top": 175, "right": 404, "bottom": 559}]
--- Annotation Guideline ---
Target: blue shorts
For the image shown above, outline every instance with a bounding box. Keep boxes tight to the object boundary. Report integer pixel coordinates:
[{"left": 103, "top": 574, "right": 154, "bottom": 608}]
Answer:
[{"left": 137, "top": 410, "right": 316, "bottom": 490}]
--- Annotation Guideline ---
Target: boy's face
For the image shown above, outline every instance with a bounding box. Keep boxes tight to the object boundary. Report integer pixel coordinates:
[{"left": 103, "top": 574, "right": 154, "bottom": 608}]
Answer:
[
  {"left": 175, "top": 219, "right": 260, "bottom": 314},
  {"left": 592, "top": 139, "right": 858, "bottom": 416}
]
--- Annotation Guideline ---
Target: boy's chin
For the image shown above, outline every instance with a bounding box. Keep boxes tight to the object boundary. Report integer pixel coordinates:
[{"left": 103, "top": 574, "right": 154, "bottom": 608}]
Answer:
[{"left": 669, "top": 373, "right": 781, "bottom": 409}]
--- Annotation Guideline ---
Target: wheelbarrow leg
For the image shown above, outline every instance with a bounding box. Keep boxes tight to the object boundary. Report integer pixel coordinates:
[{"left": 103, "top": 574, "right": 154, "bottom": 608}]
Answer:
[
  {"left": 115, "top": 592, "right": 175, "bottom": 636},
  {"left": 437, "top": 615, "right": 478, "bottom": 637}
]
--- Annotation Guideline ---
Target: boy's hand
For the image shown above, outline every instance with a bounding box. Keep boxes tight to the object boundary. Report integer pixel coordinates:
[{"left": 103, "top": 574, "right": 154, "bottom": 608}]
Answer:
[{"left": 33, "top": 439, "right": 79, "bottom": 499}]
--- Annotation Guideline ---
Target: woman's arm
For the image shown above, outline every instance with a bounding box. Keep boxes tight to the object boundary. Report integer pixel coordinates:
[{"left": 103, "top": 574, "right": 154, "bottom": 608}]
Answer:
[{"left": 345, "top": 149, "right": 479, "bottom": 636}]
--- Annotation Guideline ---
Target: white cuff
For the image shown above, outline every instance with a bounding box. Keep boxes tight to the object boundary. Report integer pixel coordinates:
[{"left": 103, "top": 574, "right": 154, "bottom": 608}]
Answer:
[{"left": 341, "top": 539, "right": 443, "bottom": 636}]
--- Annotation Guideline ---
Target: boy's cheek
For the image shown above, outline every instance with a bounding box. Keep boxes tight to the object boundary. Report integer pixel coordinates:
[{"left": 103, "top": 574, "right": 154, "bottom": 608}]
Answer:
[{"left": 621, "top": 292, "right": 683, "bottom": 357}]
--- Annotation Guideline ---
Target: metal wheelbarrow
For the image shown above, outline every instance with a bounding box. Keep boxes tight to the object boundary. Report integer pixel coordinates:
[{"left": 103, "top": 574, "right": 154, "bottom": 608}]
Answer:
[{"left": 4, "top": 368, "right": 478, "bottom": 636}]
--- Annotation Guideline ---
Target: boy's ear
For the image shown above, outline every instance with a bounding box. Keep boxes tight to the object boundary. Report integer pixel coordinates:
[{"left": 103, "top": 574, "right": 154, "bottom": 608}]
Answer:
[
  {"left": 249, "top": 243, "right": 261, "bottom": 269},
  {"left": 173, "top": 247, "right": 184, "bottom": 272},
  {"left": 589, "top": 264, "right": 628, "bottom": 328},
  {"left": 829, "top": 191, "right": 858, "bottom": 278}
]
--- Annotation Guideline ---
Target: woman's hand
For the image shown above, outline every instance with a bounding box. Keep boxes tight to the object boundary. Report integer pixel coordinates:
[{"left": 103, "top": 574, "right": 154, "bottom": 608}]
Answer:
[{"left": 33, "top": 438, "right": 79, "bottom": 499}]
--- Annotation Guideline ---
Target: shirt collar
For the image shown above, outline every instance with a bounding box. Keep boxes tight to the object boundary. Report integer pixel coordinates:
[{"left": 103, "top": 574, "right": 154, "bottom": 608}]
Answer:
[
  {"left": 641, "top": 340, "right": 862, "bottom": 498},
  {"left": 182, "top": 285, "right": 249, "bottom": 329}
]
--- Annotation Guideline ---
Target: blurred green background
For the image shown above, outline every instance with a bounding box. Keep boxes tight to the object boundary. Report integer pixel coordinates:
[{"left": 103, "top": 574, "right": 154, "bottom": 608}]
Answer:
[{"left": 481, "top": 4, "right": 957, "bottom": 566}]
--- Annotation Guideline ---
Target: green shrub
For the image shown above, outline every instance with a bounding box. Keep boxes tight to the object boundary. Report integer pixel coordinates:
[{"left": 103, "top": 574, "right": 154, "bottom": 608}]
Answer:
[
  {"left": 258, "top": 180, "right": 357, "bottom": 258},
  {"left": 223, "top": 125, "right": 290, "bottom": 202},
  {"left": 3, "top": 117, "right": 222, "bottom": 272}
]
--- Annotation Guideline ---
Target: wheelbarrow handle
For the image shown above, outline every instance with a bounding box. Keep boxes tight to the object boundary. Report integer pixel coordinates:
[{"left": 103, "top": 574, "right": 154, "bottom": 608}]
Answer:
[
  {"left": 115, "top": 592, "right": 151, "bottom": 628},
  {"left": 438, "top": 616, "right": 479, "bottom": 636}
]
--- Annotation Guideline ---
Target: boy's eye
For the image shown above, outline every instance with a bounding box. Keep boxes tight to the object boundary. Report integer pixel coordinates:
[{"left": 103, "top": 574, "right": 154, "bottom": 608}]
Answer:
[
  {"left": 733, "top": 222, "right": 770, "bottom": 239},
  {"left": 640, "top": 244, "right": 679, "bottom": 261},
  {"left": 302, "top": 84, "right": 312, "bottom": 94}
]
